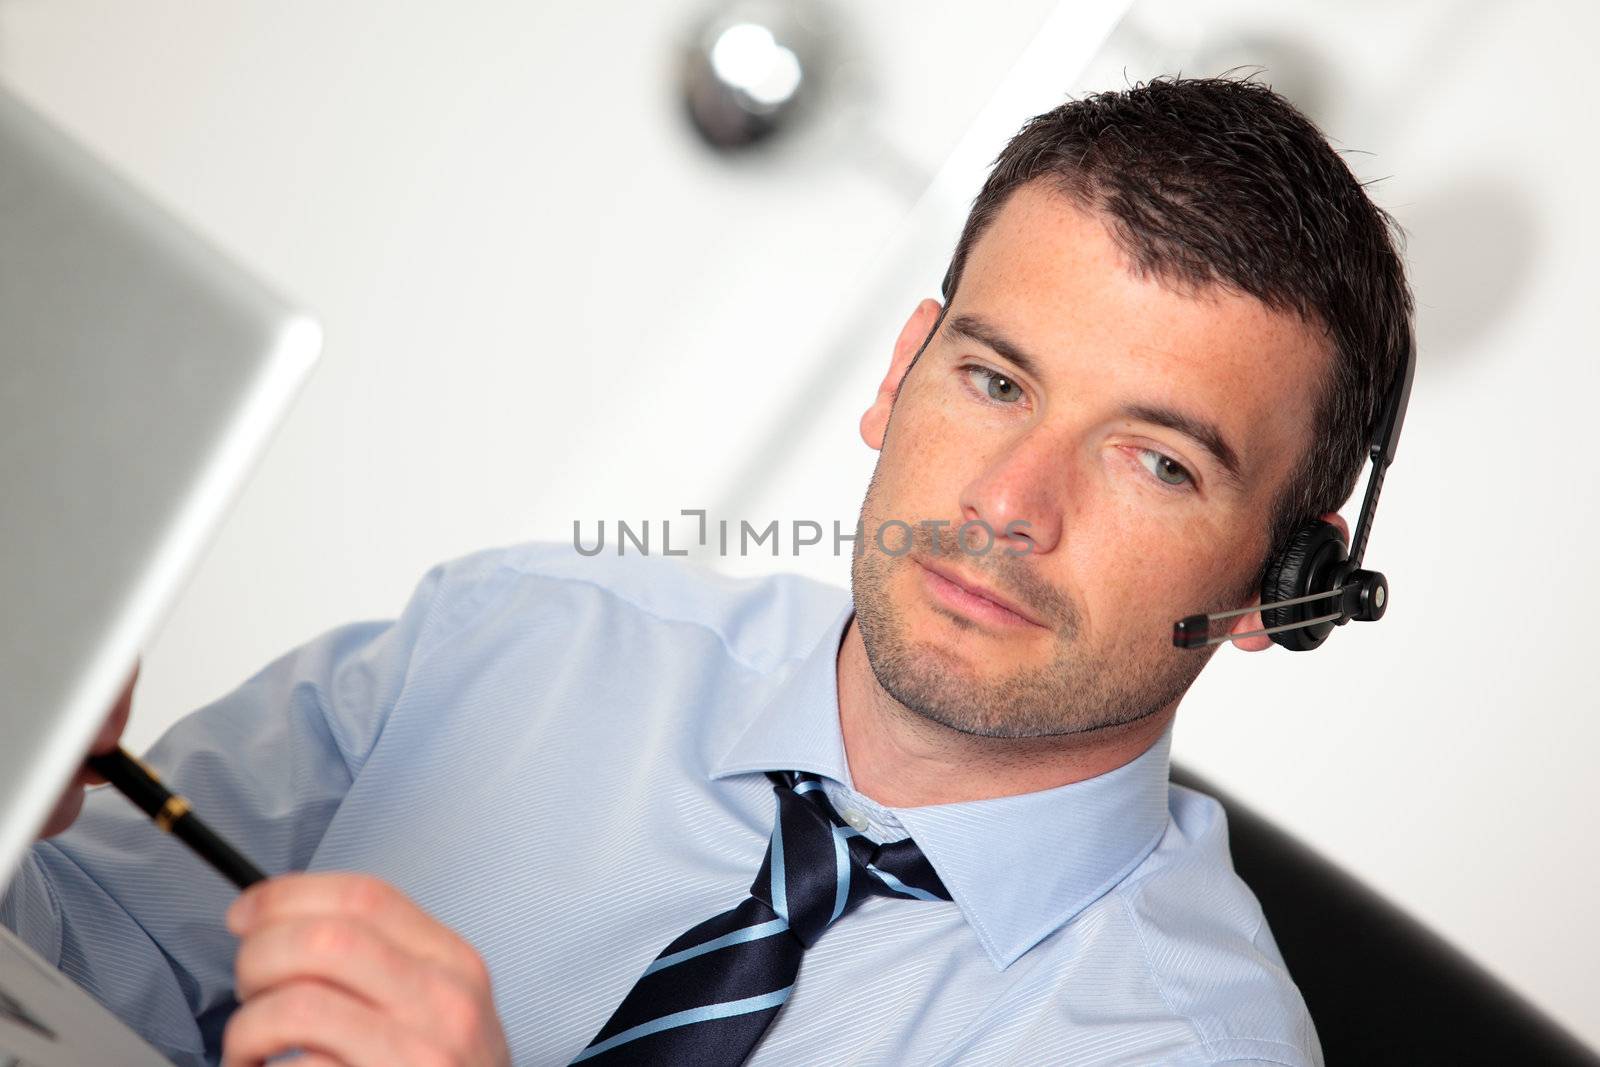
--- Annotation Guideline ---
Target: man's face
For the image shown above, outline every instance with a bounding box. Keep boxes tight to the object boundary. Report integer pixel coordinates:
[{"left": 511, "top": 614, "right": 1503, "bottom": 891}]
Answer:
[{"left": 851, "top": 181, "right": 1328, "bottom": 739}]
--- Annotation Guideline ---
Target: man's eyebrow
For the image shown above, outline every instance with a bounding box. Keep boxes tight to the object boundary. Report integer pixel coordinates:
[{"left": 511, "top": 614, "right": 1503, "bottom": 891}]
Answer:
[
  {"left": 945, "top": 313, "right": 1044, "bottom": 381},
  {"left": 1118, "top": 401, "right": 1246, "bottom": 491}
]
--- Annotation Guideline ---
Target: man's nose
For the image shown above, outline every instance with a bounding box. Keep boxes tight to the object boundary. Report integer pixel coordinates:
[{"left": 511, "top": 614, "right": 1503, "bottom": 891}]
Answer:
[{"left": 957, "top": 427, "right": 1066, "bottom": 556}]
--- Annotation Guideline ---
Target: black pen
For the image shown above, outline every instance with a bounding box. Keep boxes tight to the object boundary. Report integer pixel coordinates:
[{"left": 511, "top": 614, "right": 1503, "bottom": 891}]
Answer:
[{"left": 85, "top": 747, "right": 266, "bottom": 890}]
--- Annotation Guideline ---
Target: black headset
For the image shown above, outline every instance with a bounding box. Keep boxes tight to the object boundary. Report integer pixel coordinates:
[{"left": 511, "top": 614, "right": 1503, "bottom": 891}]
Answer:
[{"left": 935, "top": 264, "right": 1416, "bottom": 653}]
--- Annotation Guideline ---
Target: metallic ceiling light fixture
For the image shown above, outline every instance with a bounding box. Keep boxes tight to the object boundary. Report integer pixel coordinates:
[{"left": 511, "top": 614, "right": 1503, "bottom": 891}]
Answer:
[{"left": 680, "top": 0, "right": 835, "bottom": 151}]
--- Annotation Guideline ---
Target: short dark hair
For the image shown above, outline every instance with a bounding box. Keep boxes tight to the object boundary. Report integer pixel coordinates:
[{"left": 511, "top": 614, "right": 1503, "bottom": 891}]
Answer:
[{"left": 941, "top": 74, "right": 1414, "bottom": 585}]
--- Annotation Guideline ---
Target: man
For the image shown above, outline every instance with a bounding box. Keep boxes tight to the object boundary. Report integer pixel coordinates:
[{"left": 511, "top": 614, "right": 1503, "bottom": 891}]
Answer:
[{"left": 5, "top": 75, "right": 1412, "bottom": 1065}]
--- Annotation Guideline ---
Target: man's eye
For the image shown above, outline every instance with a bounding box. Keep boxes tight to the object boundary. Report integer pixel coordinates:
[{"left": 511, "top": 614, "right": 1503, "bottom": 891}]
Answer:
[
  {"left": 1136, "top": 449, "right": 1194, "bottom": 490},
  {"left": 966, "top": 366, "right": 1025, "bottom": 404}
]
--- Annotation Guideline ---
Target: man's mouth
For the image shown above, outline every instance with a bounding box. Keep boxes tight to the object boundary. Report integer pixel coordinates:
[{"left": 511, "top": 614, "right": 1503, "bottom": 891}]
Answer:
[{"left": 912, "top": 556, "right": 1047, "bottom": 630}]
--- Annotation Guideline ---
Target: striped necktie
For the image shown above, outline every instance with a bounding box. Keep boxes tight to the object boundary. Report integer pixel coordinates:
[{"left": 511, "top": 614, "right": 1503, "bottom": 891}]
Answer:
[{"left": 571, "top": 770, "right": 953, "bottom": 1065}]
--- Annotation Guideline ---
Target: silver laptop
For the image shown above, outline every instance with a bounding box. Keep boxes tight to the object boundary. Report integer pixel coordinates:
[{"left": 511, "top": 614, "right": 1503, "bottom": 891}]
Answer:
[{"left": 0, "top": 82, "right": 320, "bottom": 1061}]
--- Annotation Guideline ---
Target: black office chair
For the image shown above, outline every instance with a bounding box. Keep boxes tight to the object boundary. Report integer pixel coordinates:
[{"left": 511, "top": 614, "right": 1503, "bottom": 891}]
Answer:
[{"left": 1169, "top": 764, "right": 1598, "bottom": 1066}]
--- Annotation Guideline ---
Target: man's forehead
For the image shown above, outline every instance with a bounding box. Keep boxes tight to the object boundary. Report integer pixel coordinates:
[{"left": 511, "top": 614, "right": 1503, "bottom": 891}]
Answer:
[{"left": 964, "top": 183, "right": 1321, "bottom": 351}]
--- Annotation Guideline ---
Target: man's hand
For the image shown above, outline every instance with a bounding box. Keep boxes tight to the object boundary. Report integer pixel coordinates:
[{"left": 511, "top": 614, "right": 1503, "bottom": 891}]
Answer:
[
  {"left": 38, "top": 660, "right": 138, "bottom": 839},
  {"left": 222, "top": 872, "right": 510, "bottom": 1067}
]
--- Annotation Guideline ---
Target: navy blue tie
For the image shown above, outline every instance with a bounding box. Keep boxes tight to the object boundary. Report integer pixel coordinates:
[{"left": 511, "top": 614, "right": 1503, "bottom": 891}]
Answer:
[{"left": 571, "top": 770, "right": 953, "bottom": 1065}]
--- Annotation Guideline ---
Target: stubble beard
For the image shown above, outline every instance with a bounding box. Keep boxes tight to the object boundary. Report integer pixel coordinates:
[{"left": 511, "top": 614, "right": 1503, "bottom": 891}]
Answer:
[{"left": 849, "top": 470, "right": 1260, "bottom": 741}]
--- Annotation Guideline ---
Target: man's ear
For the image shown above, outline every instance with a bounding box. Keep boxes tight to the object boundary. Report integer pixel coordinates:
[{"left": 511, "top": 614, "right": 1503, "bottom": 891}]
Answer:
[
  {"left": 1227, "top": 509, "right": 1349, "bottom": 652},
  {"left": 860, "top": 298, "right": 943, "bottom": 450},
  {"left": 1226, "top": 600, "right": 1274, "bottom": 653}
]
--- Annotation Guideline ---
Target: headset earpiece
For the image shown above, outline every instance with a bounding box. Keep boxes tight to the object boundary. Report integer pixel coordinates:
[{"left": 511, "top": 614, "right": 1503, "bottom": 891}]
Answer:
[{"left": 1260, "top": 520, "right": 1350, "bottom": 651}]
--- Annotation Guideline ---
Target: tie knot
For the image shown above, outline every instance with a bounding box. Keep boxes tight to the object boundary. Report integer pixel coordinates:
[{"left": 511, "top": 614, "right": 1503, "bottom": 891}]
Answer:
[{"left": 752, "top": 771, "right": 951, "bottom": 948}]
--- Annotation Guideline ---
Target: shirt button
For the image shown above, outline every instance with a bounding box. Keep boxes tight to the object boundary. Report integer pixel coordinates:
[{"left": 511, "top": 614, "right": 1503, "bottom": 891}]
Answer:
[{"left": 840, "top": 808, "right": 870, "bottom": 832}]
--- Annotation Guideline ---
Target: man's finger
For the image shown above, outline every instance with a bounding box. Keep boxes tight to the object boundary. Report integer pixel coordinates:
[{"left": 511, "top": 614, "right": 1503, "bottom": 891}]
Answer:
[
  {"left": 227, "top": 872, "right": 488, "bottom": 984},
  {"left": 234, "top": 915, "right": 424, "bottom": 1014},
  {"left": 233, "top": 913, "right": 488, "bottom": 1052},
  {"left": 220, "top": 977, "right": 424, "bottom": 1067},
  {"left": 83, "top": 661, "right": 138, "bottom": 786}
]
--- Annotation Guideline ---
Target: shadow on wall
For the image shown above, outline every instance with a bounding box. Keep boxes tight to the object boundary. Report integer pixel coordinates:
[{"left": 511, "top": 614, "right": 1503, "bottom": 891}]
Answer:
[
  {"left": 1110, "top": 0, "right": 1539, "bottom": 380},
  {"left": 1190, "top": 34, "right": 1337, "bottom": 124},
  {"left": 1404, "top": 176, "right": 1540, "bottom": 370},
  {"left": 1184, "top": 31, "right": 1542, "bottom": 377}
]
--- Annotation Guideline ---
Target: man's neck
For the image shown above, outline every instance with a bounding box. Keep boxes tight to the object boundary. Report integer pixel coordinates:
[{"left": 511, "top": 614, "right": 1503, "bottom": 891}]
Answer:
[{"left": 835, "top": 614, "right": 1177, "bottom": 808}]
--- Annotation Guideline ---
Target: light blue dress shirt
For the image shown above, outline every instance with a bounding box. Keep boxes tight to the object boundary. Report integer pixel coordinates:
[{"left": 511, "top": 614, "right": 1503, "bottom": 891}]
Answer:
[{"left": 2, "top": 542, "right": 1320, "bottom": 1066}]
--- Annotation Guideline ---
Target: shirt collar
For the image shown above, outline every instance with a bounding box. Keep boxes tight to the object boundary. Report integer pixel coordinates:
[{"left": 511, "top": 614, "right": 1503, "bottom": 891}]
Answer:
[{"left": 709, "top": 604, "right": 1173, "bottom": 971}]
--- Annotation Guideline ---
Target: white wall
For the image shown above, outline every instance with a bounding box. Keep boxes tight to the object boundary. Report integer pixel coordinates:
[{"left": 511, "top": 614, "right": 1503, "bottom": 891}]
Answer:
[{"left": 4, "top": 0, "right": 1596, "bottom": 1051}]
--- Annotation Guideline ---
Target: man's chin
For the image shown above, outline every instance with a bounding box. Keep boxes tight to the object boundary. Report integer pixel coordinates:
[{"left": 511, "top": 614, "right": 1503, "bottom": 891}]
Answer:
[
  {"left": 862, "top": 646, "right": 1010, "bottom": 736},
  {"left": 900, "top": 590, "right": 1059, "bottom": 665}
]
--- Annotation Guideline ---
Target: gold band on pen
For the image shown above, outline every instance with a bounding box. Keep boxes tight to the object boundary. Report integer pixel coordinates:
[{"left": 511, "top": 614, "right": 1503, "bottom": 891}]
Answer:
[{"left": 154, "top": 795, "right": 191, "bottom": 833}]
